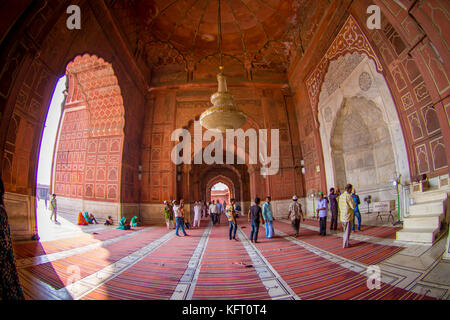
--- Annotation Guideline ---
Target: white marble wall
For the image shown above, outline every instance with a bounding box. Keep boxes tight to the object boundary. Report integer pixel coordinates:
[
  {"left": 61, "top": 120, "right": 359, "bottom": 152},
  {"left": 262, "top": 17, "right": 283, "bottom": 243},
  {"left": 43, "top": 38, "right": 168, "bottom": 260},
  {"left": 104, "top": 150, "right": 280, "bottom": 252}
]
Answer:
[
  {"left": 4, "top": 192, "right": 37, "bottom": 241},
  {"left": 317, "top": 53, "right": 411, "bottom": 217}
]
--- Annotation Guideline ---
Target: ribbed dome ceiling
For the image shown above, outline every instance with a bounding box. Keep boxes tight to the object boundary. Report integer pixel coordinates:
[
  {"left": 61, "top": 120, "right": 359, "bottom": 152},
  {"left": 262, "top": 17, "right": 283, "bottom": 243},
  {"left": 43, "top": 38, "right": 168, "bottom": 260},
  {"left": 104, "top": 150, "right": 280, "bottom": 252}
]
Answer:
[
  {"left": 114, "top": 0, "right": 302, "bottom": 62},
  {"left": 145, "top": 0, "right": 296, "bottom": 57}
]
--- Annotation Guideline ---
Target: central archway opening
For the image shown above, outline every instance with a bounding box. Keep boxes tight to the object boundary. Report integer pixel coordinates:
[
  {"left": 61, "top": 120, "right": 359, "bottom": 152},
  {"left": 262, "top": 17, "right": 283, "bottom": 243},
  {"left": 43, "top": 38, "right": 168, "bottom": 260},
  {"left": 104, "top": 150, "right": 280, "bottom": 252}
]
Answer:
[{"left": 210, "top": 182, "right": 230, "bottom": 208}]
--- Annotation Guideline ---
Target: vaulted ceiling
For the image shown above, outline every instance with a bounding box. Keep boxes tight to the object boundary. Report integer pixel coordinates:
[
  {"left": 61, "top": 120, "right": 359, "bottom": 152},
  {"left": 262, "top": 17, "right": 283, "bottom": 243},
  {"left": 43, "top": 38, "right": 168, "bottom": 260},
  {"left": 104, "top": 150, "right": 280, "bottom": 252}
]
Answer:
[{"left": 107, "top": 0, "right": 332, "bottom": 83}]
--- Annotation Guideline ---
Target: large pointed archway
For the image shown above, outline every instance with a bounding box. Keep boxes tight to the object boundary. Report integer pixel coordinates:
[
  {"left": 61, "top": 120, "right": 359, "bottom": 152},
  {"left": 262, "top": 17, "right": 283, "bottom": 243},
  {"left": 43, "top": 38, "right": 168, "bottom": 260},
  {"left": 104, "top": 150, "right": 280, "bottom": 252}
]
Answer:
[{"left": 51, "top": 54, "right": 126, "bottom": 222}]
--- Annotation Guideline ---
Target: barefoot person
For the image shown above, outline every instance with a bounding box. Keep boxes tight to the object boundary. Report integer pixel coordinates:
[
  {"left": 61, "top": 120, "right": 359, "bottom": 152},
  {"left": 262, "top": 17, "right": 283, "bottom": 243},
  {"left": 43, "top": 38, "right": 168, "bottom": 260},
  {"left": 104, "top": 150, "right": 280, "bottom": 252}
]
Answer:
[
  {"left": 130, "top": 216, "right": 141, "bottom": 227},
  {"left": 262, "top": 196, "right": 274, "bottom": 239},
  {"left": 248, "top": 197, "right": 264, "bottom": 243},
  {"left": 193, "top": 201, "right": 201, "bottom": 228},
  {"left": 226, "top": 198, "right": 238, "bottom": 241},
  {"left": 288, "top": 195, "right": 304, "bottom": 237},
  {"left": 173, "top": 200, "right": 188, "bottom": 237},
  {"left": 339, "top": 184, "right": 355, "bottom": 248},
  {"left": 163, "top": 201, "right": 174, "bottom": 229},
  {"left": 77, "top": 212, "right": 89, "bottom": 226},
  {"left": 50, "top": 194, "right": 58, "bottom": 223},
  {"left": 118, "top": 217, "right": 131, "bottom": 230}
]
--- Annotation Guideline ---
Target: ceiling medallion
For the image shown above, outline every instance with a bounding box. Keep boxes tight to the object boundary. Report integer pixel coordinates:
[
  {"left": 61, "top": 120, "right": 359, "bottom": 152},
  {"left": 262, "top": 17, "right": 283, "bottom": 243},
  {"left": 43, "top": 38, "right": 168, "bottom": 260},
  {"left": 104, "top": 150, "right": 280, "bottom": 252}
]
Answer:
[{"left": 199, "top": 0, "right": 247, "bottom": 133}]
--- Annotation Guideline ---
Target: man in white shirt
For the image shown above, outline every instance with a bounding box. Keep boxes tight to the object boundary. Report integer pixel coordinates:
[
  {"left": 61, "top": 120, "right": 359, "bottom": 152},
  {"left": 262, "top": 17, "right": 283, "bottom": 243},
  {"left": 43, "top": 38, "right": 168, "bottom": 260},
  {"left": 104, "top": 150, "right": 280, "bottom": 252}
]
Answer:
[
  {"left": 193, "top": 201, "right": 201, "bottom": 228},
  {"left": 209, "top": 200, "right": 218, "bottom": 225},
  {"left": 173, "top": 200, "right": 188, "bottom": 236}
]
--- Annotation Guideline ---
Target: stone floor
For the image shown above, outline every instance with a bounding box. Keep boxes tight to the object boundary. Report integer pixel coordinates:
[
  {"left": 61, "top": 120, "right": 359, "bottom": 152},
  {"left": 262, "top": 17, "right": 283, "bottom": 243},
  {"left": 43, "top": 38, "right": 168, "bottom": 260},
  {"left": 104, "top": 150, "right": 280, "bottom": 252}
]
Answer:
[{"left": 13, "top": 201, "right": 450, "bottom": 300}]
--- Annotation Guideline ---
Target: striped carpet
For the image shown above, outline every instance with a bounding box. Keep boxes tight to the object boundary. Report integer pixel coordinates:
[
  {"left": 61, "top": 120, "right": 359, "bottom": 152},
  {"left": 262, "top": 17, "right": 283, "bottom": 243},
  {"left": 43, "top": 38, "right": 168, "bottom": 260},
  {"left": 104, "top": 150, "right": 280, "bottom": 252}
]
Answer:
[
  {"left": 301, "top": 218, "right": 400, "bottom": 239},
  {"left": 23, "top": 227, "right": 169, "bottom": 290},
  {"left": 274, "top": 220, "right": 403, "bottom": 265},
  {"left": 250, "top": 226, "right": 433, "bottom": 300},
  {"left": 192, "top": 223, "right": 270, "bottom": 300},
  {"left": 13, "top": 228, "right": 138, "bottom": 259},
  {"left": 82, "top": 225, "right": 205, "bottom": 300}
]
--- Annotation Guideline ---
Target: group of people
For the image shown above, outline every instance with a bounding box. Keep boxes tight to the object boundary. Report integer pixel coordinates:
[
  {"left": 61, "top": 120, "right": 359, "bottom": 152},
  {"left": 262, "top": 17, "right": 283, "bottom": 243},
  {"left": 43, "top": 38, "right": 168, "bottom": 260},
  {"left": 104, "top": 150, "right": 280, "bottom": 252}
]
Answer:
[
  {"left": 77, "top": 211, "right": 99, "bottom": 225},
  {"left": 315, "top": 184, "right": 361, "bottom": 248},
  {"left": 117, "top": 216, "right": 141, "bottom": 230},
  {"left": 163, "top": 199, "right": 190, "bottom": 237},
  {"left": 247, "top": 196, "right": 275, "bottom": 243}
]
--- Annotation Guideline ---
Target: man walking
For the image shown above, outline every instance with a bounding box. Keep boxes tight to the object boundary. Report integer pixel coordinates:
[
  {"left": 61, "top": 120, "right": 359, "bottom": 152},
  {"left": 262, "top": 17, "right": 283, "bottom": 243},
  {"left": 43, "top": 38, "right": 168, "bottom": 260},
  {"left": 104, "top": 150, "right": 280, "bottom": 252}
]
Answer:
[
  {"left": 288, "top": 195, "right": 304, "bottom": 237},
  {"left": 173, "top": 200, "right": 189, "bottom": 237},
  {"left": 338, "top": 184, "right": 355, "bottom": 248},
  {"left": 248, "top": 197, "right": 264, "bottom": 243},
  {"left": 193, "top": 201, "right": 201, "bottom": 228},
  {"left": 209, "top": 200, "right": 218, "bottom": 225},
  {"left": 50, "top": 194, "right": 58, "bottom": 223},
  {"left": 216, "top": 200, "right": 222, "bottom": 225},
  {"left": 329, "top": 188, "right": 339, "bottom": 231},
  {"left": 226, "top": 198, "right": 238, "bottom": 241},
  {"left": 316, "top": 192, "right": 328, "bottom": 236},
  {"left": 262, "top": 196, "right": 274, "bottom": 239}
]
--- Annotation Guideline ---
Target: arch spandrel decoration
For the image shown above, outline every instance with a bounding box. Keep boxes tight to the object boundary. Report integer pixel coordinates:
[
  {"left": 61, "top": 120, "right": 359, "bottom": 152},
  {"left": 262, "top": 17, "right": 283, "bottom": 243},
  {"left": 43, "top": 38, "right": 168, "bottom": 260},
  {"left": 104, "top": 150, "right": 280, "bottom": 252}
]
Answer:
[{"left": 306, "top": 15, "right": 383, "bottom": 125}]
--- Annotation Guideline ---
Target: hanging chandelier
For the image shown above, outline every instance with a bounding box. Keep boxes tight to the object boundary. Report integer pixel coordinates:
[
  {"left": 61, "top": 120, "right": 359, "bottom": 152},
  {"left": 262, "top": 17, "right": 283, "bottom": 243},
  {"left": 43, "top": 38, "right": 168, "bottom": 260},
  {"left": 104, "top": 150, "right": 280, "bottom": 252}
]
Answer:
[{"left": 199, "top": 0, "right": 247, "bottom": 132}]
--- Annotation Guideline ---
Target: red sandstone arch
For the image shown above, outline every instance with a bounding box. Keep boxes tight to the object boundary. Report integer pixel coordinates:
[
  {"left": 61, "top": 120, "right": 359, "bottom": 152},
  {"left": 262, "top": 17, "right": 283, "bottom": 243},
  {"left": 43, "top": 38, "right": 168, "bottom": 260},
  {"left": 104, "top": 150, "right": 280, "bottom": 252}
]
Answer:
[
  {"left": 52, "top": 54, "right": 125, "bottom": 203},
  {"left": 205, "top": 174, "right": 236, "bottom": 203}
]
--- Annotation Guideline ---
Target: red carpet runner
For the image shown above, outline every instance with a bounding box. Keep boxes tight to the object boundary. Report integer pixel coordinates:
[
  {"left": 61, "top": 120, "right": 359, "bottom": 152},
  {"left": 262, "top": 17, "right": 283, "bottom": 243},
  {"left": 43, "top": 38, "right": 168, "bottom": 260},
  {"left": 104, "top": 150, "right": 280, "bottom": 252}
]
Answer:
[
  {"left": 192, "top": 223, "right": 270, "bottom": 300},
  {"left": 249, "top": 222, "right": 432, "bottom": 300},
  {"left": 23, "top": 227, "right": 169, "bottom": 290},
  {"left": 82, "top": 225, "right": 206, "bottom": 300},
  {"left": 274, "top": 220, "right": 404, "bottom": 265}
]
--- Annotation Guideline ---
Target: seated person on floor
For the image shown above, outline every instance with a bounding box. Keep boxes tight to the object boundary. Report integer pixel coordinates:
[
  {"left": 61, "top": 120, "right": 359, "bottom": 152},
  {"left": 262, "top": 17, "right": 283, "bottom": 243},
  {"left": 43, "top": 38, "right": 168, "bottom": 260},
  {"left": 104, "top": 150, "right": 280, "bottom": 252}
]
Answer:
[
  {"left": 77, "top": 211, "right": 89, "bottom": 226},
  {"left": 104, "top": 216, "right": 113, "bottom": 226},
  {"left": 118, "top": 217, "right": 131, "bottom": 230},
  {"left": 130, "top": 216, "right": 141, "bottom": 227},
  {"left": 83, "top": 211, "right": 98, "bottom": 224}
]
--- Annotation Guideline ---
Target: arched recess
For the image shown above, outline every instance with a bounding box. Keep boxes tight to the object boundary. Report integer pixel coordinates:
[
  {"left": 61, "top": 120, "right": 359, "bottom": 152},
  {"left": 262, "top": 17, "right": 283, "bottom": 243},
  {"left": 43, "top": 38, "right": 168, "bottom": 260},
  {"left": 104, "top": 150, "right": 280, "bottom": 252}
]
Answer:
[
  {"left": 51, "top": 54, "right": 125, "bottom": 222},
  {"left": 331, "top": 97, "right": 396, "bottom": 189},
  {"left": 206, "top": 175, "right": 236, "bottom": 203},
  {"left": 317, "top": 52, "right": 410, "bottom": 203}
]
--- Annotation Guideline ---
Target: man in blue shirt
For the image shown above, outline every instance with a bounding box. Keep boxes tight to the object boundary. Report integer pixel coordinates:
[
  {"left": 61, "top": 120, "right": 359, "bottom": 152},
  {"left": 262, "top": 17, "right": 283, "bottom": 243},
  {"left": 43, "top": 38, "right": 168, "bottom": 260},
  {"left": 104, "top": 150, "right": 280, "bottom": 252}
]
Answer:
[
  {"left": 316, "top": 192, "right": 328, "bottom": 236},
  {"left": 216, "top": 201, "right": 223, "bottom": 225},
  {"left": 262, "top": 196, "right": 274, "bottom": 239}
]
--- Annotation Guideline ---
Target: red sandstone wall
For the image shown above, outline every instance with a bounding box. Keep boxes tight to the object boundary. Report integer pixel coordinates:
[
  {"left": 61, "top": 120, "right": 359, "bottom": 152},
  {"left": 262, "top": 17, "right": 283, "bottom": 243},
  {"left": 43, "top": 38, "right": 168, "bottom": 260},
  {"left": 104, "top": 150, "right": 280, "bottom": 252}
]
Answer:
[
  {"left": 352, "top": 0, "right": 449, "bottom": 178},
  {"left": 141, "top": 85, "right": 304, "bottom": 204}
]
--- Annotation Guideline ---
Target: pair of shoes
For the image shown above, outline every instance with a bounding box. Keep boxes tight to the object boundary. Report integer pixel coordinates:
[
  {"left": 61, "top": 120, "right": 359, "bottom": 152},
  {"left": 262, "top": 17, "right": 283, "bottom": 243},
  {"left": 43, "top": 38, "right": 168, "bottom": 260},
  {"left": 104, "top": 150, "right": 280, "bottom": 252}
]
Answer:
[
  {"left": 184, "top": 234, "right": 189, "bottom": 236},
  {"left": 254, "top": 240, "right": 258, "bottom": 243},
  {"left": 176, "top": 234, "right": 180, "bottom": 237}
]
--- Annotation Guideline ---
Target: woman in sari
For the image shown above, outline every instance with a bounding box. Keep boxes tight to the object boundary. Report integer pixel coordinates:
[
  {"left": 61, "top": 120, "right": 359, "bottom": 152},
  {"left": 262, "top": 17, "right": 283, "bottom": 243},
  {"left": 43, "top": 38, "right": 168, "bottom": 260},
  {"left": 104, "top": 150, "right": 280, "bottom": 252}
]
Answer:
[
  {"left": 118, "top": 217, "right": 131, "bottom": 230},
  {"left": 164, "top": 201, "right": 174, "bottom": 229},
  {"left": 77, "top": 212, "right": 89, "bottom": 225},
  {"left": 0, "top": 175, "right": 25, "bottom": 300},
  {"left": 83, "top": 212, "right": 98, "bottom": 224},
  {"left": 130, "top": 216, "right": 141, "bottom": 227}
]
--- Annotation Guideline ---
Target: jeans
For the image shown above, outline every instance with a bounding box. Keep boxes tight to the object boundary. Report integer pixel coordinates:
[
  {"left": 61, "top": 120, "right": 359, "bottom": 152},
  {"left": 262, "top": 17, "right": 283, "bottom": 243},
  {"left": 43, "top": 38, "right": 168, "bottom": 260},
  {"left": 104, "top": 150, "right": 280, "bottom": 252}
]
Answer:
[
  {"left": 352, "top": 211, "right": 361, "bottom": 231},
  {"left": 175, "top": 217, "right": 187, "bottom": 236},
  {"left": 265, "top": 220, "right": 274, "bottom": 238},
  {"left": 229, "top": 221, "right": 237, "bottom": 239},
  {"left": 319, "top": 217, "right": 327, "bottom": 235},
  {"left": 250, "top": 221, "right": 260, "bottom": 242}
]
